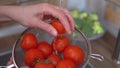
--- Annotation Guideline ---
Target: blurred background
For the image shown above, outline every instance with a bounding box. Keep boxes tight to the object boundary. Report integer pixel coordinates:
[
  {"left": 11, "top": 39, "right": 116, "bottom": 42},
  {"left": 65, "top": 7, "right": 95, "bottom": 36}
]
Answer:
[{"left": 0, "top": 0, "right": 120, "bottom": 68}]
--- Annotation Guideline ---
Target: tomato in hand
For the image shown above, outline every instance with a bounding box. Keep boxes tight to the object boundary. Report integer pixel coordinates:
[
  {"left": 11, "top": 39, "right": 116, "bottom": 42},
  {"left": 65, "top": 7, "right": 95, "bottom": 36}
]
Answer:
[
  {"left": 52, "top": 36, "right": 70, "bottom": 53},
  {"left": 47, "top": 54, "right": 62, "bottom": 66},
  {"left": 63, "top": 46, "right": 84, "bottom": 65},
  {"left": 34, "top": 61, "right": 54, "bottom": 68},
  {"left": 56, "top": 59, "right": 76, "bottom": 68},
  {"left": 24, "top": 49, "right": 44, "bottom": 67},
  {"left": 21, "top": 33, "right": 38, "bottom": 51},
  {"left": 38, "top": 41, "right": 53, "bottom": 57},
  {"left": 50, "top": 19, "right": 66, "bottom": 34}
]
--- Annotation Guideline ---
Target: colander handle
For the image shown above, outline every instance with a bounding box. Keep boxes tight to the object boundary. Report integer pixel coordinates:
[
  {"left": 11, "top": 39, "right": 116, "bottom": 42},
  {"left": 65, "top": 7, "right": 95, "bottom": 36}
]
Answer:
[
  {"left": 0, "top": 64, "right": 15, "bottom": 68},
  {"left": 91, "top": 54, "right": 104, "bottom": 61}
]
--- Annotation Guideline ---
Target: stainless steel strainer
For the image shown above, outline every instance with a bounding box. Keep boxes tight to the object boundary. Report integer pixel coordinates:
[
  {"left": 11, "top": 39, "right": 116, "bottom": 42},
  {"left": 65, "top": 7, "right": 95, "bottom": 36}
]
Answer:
[{"left": 0, "top": 27, "right": 104, "bottom": 68}]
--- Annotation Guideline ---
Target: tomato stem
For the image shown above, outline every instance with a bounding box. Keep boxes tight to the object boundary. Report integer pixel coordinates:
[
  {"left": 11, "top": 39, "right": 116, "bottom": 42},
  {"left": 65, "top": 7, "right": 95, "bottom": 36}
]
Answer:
[
  {"left": 51, "top": 18, "right": 59, "bottom": 22},
  {"left": 33, "top": 58, "right": 41, "bottom": 66},
  {"left": 44, "top": 60, "right": 50, "bottom": 64},
  {"left": 58, "top": 53, "right": 64, "bottom": 59}
]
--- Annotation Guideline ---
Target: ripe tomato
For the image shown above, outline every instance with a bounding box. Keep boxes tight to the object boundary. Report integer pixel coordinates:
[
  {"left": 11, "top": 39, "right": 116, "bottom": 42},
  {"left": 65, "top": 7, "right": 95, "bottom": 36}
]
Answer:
[
  {"left": 63, "top": 46, "right": 84, "bottom": 65},
  {"left": 50, "top": 19, "right": 66, "bottom": 34},
  {"left": 47, "top": 54, "right": 62, "bottom": 66},
  {"left": 21, "top": 33, "right": 38, "bottom": 51},
  {"left": 56, "top": 59, "right": 76, "bottom": 68},
  {"left": 52, "top": 36, "right": 70, "bottom": 53},
  {"left": 34, "top": 61, "right": 54, "bottom": 68},
  {"left": 38, "top": 41, "right": 53, "bottom": 57},
  {"left": 24, "top": 49, "right": 44, "bottom": 67}
]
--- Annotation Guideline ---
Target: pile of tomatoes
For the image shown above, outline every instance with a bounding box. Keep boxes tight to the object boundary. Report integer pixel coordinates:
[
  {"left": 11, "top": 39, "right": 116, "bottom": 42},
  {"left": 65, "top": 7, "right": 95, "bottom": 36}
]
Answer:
[{"left": 20, "top": 20, "right": 84, "bottom": 68}]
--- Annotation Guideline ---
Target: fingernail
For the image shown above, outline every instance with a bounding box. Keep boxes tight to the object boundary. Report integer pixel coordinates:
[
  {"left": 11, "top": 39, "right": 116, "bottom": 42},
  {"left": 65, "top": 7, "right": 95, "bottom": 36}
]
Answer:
[
  {"left": 68, "top": 30, "right": 71, "bottom": 34},
  {"left": 71, "top": 27, "right": 74, "bottom": 31},
  {"left": 52, "top": 30, "right": 57, "bottom": 36}
]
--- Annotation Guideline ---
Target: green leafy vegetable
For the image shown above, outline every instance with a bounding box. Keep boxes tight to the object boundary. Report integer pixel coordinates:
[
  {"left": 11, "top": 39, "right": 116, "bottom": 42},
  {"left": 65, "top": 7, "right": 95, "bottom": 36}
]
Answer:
[{"left": 70, "top": 9, "right": 104, "bottom": 37}]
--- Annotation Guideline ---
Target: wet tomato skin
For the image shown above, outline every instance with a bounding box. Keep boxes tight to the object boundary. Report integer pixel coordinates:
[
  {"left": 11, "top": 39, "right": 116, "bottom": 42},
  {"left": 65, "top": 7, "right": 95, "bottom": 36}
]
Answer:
[
  {"left": 50, "top": 20, "right": 66, "bottom": 34},
  {"left": 38, "top": 41, "right": 53, "bottom": 58},
  {"left": 63, "top": 46, "right": 84, "bottom": 65},
  {"left": 24, "top": 49, "right": 44, "bottom": 67},
  {"left": 56, "top": 59, "right": 76, "bottom": 68},
  {"left": 21, "top": 33, "right": 38, "bottom": 51},
  {"left": 52, "top": 36, "right": 70, "bottom": 53},
  {"left": 47, "top": 54, "right": 62, "bottom": 66},
  {"left": 34, "top": 61, "right": 54, "bottom": 68}
]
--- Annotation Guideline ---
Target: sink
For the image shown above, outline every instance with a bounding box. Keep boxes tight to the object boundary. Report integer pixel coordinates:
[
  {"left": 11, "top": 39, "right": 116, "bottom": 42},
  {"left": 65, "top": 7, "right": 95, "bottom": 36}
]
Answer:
[
  {"left": 0, "top": 51, "right": 12, "bottom": 65},
  {"left": 0, "top": 22, "right": 26, "bottom": 66},
  {"left": 0, "top": 22, "right": 26, "bottom": 53}
]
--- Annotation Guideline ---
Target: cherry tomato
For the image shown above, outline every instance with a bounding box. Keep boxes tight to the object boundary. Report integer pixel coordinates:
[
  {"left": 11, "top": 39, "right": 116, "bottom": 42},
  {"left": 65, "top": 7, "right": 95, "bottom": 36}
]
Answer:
[
  {"left": 24, "top": 49, "right": 44, "bottom": 67},
  {"left": 52, "top": 36, "right": 70, "bottom": 53},
  {"left": 50, "top": 19, "right": 66, "bottom": 34},
  {"left": 56, "top": 59, "right": 76, "bottom": 68},
  {"left": 47, "top": 54, "right": 62, "bottom": 66},
  {"left": 34, "top": 61, "right": 54, "bottom": 68},
  {"left": 38, "top": 41, "right": 53, "bottom": 58},
  {"left": 21, "top": 33, "right": 38, "bottom": 51},
  {"left": 63, "top": 46, "right": 84, "bottom": 65}
]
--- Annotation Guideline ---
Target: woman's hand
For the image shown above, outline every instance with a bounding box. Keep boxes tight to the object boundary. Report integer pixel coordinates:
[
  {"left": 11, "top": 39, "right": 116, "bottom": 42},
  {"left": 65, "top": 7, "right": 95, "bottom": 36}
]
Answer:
[
  {"left": 7, "top": 57, "right": 30, "bottom": 68},
  {"left": 0, "top": 3, "right": 74, "bottom": 36}
]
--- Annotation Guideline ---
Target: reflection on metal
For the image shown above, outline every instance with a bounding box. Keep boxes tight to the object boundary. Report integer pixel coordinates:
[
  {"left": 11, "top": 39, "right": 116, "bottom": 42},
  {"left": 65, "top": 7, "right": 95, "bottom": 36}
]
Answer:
[
  {"left": 91, "top": 54, "right": 104, "bottom": 61},
  {"left": 0, "top": 64, "right": 15, "bottom": 68},
  {"left": 112, "top": 28, "right": 120, "bottom": 64}
]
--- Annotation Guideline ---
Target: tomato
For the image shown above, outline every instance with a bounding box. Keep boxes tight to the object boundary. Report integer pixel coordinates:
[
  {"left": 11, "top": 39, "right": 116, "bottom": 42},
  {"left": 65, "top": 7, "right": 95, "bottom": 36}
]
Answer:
[
  {"left": 38, "top": 41, "right": 53, "bottom": 57},
  {"left": 21, "top": 33, "right": 38, "bottom": 51},
  {"left": 47, "top": 54, "right": 62, "bottom": 66},
  {"left": 24, "top": 49, "right": 44, "bottom": 67},
  {"left": 34, "top": 61, "right": 54, "bottom": 68},
  {"left": 56, "top": 59, "right": 76, "bottom": 68},
  {"left": 63, "top": 46, "right": 84, "bottom": 65},
  {"left": 50, "top": 19, "right": 66, "bottom": 34},
  {"left": 52, "top": 36, "right": 70, "bottom": 53}
]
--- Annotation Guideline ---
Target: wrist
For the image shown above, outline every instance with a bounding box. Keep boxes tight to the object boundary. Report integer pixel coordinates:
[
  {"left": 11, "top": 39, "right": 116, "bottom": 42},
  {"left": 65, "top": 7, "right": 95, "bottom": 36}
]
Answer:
[
  {"left": 0, "top": 6, "right": 22, "bottom": 21},
  {"left": 0, "top": 6, "right": 16, "bottom": 21}
]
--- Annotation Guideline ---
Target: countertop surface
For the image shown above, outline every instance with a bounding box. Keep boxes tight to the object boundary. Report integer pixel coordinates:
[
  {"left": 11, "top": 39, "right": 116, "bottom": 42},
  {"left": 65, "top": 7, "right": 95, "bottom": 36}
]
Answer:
[{"left": 89, "top": 31, "right": 119, "bottom": 68}]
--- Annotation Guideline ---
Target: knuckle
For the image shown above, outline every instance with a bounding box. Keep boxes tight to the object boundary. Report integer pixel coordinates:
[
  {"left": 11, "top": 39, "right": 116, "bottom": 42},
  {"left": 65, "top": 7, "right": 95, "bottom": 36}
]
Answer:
[{"left": 63, "top": 9, "right": 69, "bottom": 13}]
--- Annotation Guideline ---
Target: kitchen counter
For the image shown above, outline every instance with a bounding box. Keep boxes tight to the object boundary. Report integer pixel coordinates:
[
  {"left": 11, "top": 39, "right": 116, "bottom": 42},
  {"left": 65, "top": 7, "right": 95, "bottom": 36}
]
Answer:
[
  {"left": 89, "top": 31, "right": 119, "bottom": 68},
  {"left": 0, "top": 30, "right": 119, "bottom": 68}
]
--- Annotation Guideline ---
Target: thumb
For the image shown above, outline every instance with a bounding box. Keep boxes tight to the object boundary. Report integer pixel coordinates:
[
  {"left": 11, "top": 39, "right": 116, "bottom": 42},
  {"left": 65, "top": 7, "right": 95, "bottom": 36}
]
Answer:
[
  {"left": 20, "top": 66, "right": 30, "bottom": 68},
  {"left": 7, "top": 57, "right": 13, "bottom": 66},
  {"left": 33, "top": 19, "right": 57, "bottom": 36}
]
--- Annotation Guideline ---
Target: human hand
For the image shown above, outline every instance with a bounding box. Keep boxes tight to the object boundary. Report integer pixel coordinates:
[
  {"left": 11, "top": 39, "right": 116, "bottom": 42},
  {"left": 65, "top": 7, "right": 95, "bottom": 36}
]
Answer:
[
  {"left": 7, "top": 57, "right": 30, "bottom": 68},
  {"left": 1, "top": 3, "right": 74, "bottom": 36}
]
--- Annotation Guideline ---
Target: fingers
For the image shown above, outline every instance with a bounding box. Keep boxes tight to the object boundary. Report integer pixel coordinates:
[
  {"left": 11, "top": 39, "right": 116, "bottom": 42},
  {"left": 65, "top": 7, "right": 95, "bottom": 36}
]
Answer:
[
  {"left": 7, "top": 57, "right": 13, "bottom": 65},
  {"left": 7, "top": 57, "right": 30, "bottom": 68},
  {"left": 51, "top": 5, "right": 74, "bottom": 31},
  {"left": 32, "top": 18, "right": 57, "bottom": 36},
  {"left": 42, "top": 15, "right": 54, "bottom": 21},
  {"left": 60, "top": 8, "right": 75, "bottom": 31},
  {"left": 20, "top": 66, "right": 30, "bottom": 68},
  {"left": 40, "top": 4, "right": 71, "bottom": 34}
]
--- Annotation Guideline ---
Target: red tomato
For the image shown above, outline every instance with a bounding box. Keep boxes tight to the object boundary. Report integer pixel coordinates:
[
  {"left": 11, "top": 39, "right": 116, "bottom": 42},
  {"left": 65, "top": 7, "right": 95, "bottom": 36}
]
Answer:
[
  {"left": 50, "top": 19, "right": 66, "bottom": 34},
  {"left": 47, "top": 54, "right": 62, "bottom": 66},
  {"left": 63, "top": 46, "right": 84, "bottom": 65},
  {"left": 34, "top": 61, "right": 54, "bottom": 68},
  {"left": 56, "top": 59, "right": 76, "bottom": 68},
  {"left": 38, "top": 41, "right": 53, "bottom": 57},
  {"left": 24, "top": 49, "right": 44, "bottom": 67},
  {"left": 21, "top": 33, "right": 38, "bottom": 51},
  {"left": 52, "top": 36, "right": 70, "bottom": 53}
]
